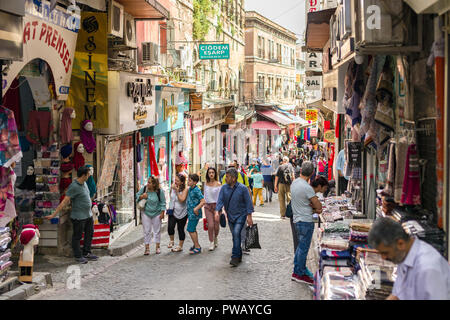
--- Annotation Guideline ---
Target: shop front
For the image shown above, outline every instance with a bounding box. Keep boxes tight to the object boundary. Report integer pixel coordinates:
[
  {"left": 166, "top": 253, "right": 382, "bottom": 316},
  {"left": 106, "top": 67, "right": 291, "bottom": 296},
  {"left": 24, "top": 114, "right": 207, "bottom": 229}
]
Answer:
[
  {"left": 97, "top": 71, "right": 156, "bottom": 238},
  {"left": 0, "top": 0, "right": 79, "bottom": 256},
  {"left": 152, "top": 86, "right": 187, "bottom": 199}
]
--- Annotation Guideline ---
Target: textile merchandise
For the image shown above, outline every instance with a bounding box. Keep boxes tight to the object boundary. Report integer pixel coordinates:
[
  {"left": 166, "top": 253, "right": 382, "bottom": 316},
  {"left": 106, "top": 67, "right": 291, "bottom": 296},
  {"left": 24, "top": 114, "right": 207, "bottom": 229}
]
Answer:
[
  {"left": 60, "top": 108, "right": 74, "bottom": 144},
  {"left": 60, "top": 144, "right": 73, "bottom": 159},
  {"left": 0, "top": 106, "right": 23, "bottom": 168},
  {"left": 324, "top": 221, "right": 350, "bottom": 234},
  {"left": 401, "top": 144, "right": 421, "bottom": 205},
  {"left": 0, "top": 167, "right": 17, "bottom": 228},
  {"left": 349, "top": 222, "right": 372, "bottom": 233},
  {"left": 26, "top": 110, "right": 53, "bottom": 147},
  {"left": 73, "top": 142, "right": 85, "bottom": 170},
  {"left": 320, "top": 250, "right": 352, "bottom": 260},
  {"left": 80, "top": 120, "right": 96, "bottom": 153},
  {"left": 394, "top": 137, "right": 408, "bottom": 203}
]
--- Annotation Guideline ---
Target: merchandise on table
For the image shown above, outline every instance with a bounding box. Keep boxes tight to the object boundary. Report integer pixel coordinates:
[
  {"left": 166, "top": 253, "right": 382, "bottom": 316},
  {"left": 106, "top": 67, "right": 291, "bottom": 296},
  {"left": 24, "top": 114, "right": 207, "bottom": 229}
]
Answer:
[{"left": 0, "top": 227, "right": 12, "bottom": 283}]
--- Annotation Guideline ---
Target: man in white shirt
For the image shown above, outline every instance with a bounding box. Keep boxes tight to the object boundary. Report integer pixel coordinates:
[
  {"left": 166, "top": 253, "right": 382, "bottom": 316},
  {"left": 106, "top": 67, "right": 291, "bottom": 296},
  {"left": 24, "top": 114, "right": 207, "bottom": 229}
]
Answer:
[{"left": 368, "top": 218, "right": 450, "bottom": 300}]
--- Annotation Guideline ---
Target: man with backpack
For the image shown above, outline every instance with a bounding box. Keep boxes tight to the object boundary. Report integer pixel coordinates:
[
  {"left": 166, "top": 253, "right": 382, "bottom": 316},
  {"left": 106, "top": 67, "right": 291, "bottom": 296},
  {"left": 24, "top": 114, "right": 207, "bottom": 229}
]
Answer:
[{"left": 274, "top": 156, "right": 295, "bottom": 219}]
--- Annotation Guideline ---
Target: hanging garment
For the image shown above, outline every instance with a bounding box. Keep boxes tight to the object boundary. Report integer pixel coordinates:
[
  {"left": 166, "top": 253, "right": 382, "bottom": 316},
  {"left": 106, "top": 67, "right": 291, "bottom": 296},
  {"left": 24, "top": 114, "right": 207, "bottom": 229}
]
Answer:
[
  {"left": 148, "top": 137, "right": 159, "bottom": 177},
  {"left": 17, "top": 172, "right": 36, "bottom": 191},
  {"left": 0, "top": 106, "right": 23, "bottom": 168},
  {"left": 394, "top": 138, "right": 408, "bottom": 203},
  {"left": 26, "top": 110, "right": 53, "bottom": 147},
  {"left": 382, "top": 142, "right": 395, "bottom": 197},
  {"left": 80, "top": 119, "right": 96, "bottom": 153},
  {"left": 18, "top": 76, "right": 34, "bottom": 131},
  {"left": 60, "top": 108, "right": 74, "bottom": 145},
  {"left": 73, "top": 142, "right": 85, "bottom": 170},
  {"left": 3, "top": 78, "right": 22, "bottom": 131},
  {"left": 85, "top": 165, "right": 97, "bottom": 198},
  {"left": 401, "top": 144, "right": 421, "bottom": 205},
  {"left": 374, "top": 66, "right": 395, "bottom": 131},
  {"left": 0, "top": 167, "right": 16, "bottom": 228},
  {"left": 136, "top": 143, "right": 142, "bottom": 163}
]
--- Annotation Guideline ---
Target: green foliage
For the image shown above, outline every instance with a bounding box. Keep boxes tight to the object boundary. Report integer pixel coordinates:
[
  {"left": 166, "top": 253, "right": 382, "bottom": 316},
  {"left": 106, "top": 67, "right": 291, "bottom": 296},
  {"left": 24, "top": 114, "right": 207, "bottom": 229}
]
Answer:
[{"left": 193, "top": 0, "right": 215, "bottom": 41}]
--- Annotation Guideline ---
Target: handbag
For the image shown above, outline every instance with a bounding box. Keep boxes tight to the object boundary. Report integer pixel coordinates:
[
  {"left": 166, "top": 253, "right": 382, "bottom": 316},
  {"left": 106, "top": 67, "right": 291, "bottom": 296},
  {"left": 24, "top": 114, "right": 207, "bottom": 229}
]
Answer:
[
  {"left": 285, "top": 201, "right": 293, "bottom": 218},
  {"left": 137, "top": 187, "right": 147, "bottom": 210},
  {"left": 245, "top": 224, "right": 262, "bottom": 249},
  {"left": 219, "top": 212, "right": 226, "bottom": 228}
]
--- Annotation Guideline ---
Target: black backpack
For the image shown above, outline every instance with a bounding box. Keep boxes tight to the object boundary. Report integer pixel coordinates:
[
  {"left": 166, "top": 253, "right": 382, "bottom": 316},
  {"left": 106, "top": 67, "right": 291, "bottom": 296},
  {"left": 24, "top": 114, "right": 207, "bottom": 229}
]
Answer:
[{"left": 282, "top": 165, "right": 292, "bottom": 185}]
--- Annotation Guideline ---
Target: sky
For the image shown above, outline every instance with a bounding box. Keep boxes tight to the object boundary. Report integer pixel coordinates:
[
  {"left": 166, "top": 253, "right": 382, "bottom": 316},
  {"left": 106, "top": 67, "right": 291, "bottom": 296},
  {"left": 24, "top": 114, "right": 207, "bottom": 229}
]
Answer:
[{"left": 245, "top": 0, "right": 306, "bottom": 44}]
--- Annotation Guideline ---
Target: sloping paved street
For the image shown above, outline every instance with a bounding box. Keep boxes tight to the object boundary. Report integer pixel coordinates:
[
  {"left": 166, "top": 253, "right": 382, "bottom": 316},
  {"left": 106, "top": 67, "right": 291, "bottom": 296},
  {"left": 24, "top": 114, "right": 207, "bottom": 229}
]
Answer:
[{"left": 30, "top": 195, "right": 315, "bottom": 300}]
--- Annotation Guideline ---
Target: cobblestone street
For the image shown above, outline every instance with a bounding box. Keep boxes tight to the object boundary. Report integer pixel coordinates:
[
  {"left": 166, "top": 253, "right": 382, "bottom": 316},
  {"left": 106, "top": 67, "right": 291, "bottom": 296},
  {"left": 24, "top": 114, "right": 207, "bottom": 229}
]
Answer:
[{"left": 30, "top": 195, "right": 315, "bottom": 300}]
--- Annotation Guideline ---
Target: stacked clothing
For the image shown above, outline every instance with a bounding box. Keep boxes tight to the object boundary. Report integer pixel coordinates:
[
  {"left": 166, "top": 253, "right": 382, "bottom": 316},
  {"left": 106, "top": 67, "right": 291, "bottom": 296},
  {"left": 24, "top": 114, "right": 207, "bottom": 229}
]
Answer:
[
  {"left": 319, "top": 222, "right": 352, "bottom": 272},
  {"left": 356, "top": 249, "right": 397, "bottom": 300},
  {"left": 402, "top": 219, "right": 447, "bottom": 257},
  {"left": 0, "top": 227, "right": 12, "bottom": 283},
  {"left": 350, "top": 222, "right": 372, "bottom": 242},
  {"left": 322, "top": 267, "right": 361, "bottom": 300}
]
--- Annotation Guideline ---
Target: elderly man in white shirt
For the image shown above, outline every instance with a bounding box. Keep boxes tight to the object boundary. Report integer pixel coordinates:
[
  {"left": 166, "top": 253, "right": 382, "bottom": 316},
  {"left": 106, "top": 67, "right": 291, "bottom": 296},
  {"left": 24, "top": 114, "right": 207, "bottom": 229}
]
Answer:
[{"left": 368, "top": 218, "right": 450, "bottom": 300}]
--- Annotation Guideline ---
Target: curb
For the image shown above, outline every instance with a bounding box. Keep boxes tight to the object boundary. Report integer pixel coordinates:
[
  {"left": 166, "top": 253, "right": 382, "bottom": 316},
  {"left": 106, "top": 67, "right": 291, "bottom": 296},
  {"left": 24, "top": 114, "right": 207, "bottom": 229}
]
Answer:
[
  {"left": 108, "top": 222, "right": 168, "bottom": 256},
  {"left": 0, "top": 272, "right": 53, "bottom": 300}
]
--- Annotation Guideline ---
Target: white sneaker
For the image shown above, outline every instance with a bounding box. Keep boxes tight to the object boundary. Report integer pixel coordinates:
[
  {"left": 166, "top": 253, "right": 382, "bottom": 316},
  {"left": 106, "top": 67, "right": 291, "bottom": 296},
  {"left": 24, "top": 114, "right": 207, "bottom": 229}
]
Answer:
[
  {"left": 214, "top": 237, "right": 218, "bottom": 248},
  {"left": 209, "top": 242, "right": 215, "bottom": 251}
]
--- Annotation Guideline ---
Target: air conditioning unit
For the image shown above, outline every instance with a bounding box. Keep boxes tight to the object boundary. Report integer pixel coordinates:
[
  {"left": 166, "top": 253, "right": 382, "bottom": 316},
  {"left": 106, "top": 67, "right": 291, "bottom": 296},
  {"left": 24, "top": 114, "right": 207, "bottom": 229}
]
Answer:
[
  {"left": 108, "top": 0, "right": 124, "bottom": 39},
  {"left": 141, "top": 42, "right": 160, "bottom": 65},
  {"left": 123, "top": 12, "right": 136, "bottom": 48},
  {"left": 358, "top": 0, "right": 404, "bottom": 45}
]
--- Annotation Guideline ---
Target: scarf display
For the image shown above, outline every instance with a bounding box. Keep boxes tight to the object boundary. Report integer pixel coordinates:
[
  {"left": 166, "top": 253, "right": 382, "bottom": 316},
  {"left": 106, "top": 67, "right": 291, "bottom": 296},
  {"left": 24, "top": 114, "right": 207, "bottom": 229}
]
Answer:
[
  {"left": 60, "top": 108, "right": 74, "bottom": 144},
  {"left": 80, "top": 120, "right": 96, "bottom": 153},
  {"left": 18, "top": 171, "right": 36, "bottom": 191},
  {"left": 73, "top": 142, "right": 85, "bottom": 170},
  {"left": 0, "top": 167, "right": 16, "bottom": 228},
  {"left": 382, "top": 142, "right": 395, "bottom": 196},
  {"left": 26, "top": 110, "right": 53, "bottom": 147},
  {"left": 0, "top": 106, "right": 23, "bottom": 168},
  {"left": 401, "top": 144, "right": 421, "bottom": 205},
  {"left": 148, "top": 137, "right": 159, "bottom": 177},
  {"left": 394, "top": 137, "right": 408, "bottom": 203},
  {"left": 85, "top": 165, "right": 97, "bottom": 198}
]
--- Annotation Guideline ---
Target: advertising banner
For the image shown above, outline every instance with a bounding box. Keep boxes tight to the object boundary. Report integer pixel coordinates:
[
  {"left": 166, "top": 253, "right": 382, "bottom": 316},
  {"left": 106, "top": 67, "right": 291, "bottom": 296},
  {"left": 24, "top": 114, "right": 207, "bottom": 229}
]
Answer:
[
  {"left": 305, "top": 109, "right": 318, "bottom": 122},
  {"left": 67, "top": 11, "right": 108, "bottom": 129},
  {"left": 2, "top": 0, "right": 80, "bottom": 100}
]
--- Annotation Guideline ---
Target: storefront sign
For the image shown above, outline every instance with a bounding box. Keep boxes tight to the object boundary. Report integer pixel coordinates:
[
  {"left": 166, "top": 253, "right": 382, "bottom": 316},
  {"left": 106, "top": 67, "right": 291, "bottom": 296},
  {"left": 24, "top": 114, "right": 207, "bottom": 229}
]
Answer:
[
  {"left": 347, "top": 142, "right": 362, "bottom": 167},
  {"left": 190, "top": 93, "right": 203, "bottom": 110},
  {"left": 162, "top": 94, "right": 178, "bottom": 125},
  {"left": 324, "top": 130, "right": 335, "bottom": 142},
  {"left": 306, "top": 0, "right": 320, "bottom": 12},
  {"left": 310, "top": 126, "right": 318, "bottom": 137},
  {"left": 154, "top": 87, "right": 184, "bottom": 135},
  {"left": 199, "top": 44, "right": 230, "bottom": 60},
  {"left": 3, "top": 0, "right": 79, "bottom": 100},
  {"left": 68, "top": 11, "right": 108, "bottom": 129},
  {"left": 305, "top": 76, "right": 322, "bottom": 91},
  {"left": 306, "top": 52, "right": 322, "bottom": 72},
  {"left": 305, "top": 109, "right": 318, "bottom": 122}
]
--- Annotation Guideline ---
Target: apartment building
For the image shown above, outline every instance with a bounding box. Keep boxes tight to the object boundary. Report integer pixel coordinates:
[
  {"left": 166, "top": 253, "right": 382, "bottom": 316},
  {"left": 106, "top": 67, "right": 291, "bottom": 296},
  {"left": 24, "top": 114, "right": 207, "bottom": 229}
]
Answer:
[{"left": 243, "top": 11, "right": 297, "bottom": 106}]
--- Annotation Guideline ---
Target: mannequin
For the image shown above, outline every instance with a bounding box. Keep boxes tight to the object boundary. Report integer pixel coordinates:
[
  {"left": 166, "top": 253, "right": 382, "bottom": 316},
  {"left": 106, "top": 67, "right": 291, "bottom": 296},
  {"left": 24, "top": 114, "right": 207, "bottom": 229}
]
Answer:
[
  {"left": 97, "top": 203, "right": 110, "bottom": 224},
  {"left": 91, "top": 203, "right": 99, "bottom": 224},
  {"left": 73, "top": 142, "right": 85, "bottom": 170},
  {"left": 18, "top": 165, "right": 36, "bottom": 191},
  {"left": 20, "top": 224, "right": 40, "bottom": 262},
  {"left": 80, "top": 119, "right": 96, "bottom": 153},
  {"left": 85, "top": 165, "right": 97, "bottom": 198},
  {"left": 71, "top": 110, "right": 76, "bottom": 119}
]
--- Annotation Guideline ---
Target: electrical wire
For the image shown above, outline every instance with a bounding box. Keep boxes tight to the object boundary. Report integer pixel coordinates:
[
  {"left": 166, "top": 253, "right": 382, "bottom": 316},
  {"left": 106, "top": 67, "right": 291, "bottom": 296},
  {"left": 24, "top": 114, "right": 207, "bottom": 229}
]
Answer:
[{"left": 272, "top": 0, "right": 305, "bottom": 21}]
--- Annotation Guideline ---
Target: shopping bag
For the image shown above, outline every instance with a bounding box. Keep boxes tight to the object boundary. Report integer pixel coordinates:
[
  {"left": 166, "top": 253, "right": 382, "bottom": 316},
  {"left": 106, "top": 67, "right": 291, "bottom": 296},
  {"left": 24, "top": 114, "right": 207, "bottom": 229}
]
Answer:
[
  {"left": 203, "top": 218, "right": 208, "bottom": 231},
  {"left": 219, "top": 213, "right": 227, "bottom": 228},
  {"left": 245, "top": 224, "right": 261, "bottom": 249},
  {"left": 285, "top": 202, "right": 293, "bottom": 218}
]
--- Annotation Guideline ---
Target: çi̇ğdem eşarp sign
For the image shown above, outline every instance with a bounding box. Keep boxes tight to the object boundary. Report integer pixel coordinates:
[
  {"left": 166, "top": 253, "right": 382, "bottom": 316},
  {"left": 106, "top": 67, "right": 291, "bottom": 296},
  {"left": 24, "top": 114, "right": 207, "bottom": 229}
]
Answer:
[{"left": 199, "top": 44, "right": 230, "bottom": 60}]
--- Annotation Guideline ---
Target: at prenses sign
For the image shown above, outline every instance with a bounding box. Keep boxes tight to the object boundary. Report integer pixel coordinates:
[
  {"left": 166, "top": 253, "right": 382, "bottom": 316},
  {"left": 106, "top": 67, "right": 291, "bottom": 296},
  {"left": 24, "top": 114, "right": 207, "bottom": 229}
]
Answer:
[
  {"left": 307, "top": 0, "right": 320, "bottom": 12},
  {"left": 2, "top": 0, "right": 79, "bottom": 100}
]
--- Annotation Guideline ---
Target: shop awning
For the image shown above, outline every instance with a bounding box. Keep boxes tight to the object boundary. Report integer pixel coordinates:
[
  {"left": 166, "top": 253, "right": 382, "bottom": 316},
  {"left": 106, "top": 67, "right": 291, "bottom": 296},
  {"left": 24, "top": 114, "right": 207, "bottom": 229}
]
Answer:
[
  {"left": 305, "top": 8, "right": 336, "bottom": 51},
  {"left": 257, "top": 109, "right": 305, "bottom": 126},
  {"left": 250, "top": 121, "right": 281, "bottom": 131},
  {"left": 404, "top": 0, "right": 450, "bottom": 15},
  {"left": 117, "top": 0, "right": 169, "bottom": 19},
  {"left": 278, "top": 105, "right": 296, "bottom": 111}
]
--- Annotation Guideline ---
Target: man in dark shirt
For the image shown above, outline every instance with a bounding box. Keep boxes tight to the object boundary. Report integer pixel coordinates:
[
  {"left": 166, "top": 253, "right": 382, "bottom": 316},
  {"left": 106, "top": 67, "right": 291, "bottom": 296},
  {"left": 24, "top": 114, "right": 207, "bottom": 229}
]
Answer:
[{"left": 274, "top": 156, "right": 295, "bottom": 219}]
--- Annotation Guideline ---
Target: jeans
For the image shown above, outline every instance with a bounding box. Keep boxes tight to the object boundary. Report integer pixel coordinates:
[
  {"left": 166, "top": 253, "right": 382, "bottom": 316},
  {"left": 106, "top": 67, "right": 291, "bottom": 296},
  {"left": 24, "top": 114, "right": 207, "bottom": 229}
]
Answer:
[
  {"left": 293, "top": 221, "right": 314, "bottom": 276},
  {"left": 71, "top": 217, "right": 94, "bottom": 259},
  {"left": 228, "top": 215, "right": 247, "bottom": 258}
]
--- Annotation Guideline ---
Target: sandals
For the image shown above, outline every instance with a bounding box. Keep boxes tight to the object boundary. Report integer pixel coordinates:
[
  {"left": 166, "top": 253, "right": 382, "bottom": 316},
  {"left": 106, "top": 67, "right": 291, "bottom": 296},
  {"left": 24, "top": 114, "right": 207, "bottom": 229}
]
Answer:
[
  {"left": 156, "top": 247, "right": 161, "bottom": 254},
  {"left": 171, "top": 246, "right": 183, "bottom": 252},
  {"left": 168, "top": 241, "right": 174, "bottom": 249},
  {"left": 189, "top": 247, "right": 202, "bottom": 254},
  {"left": 144, "top": 248, "right": 150, "bottom": 256}
]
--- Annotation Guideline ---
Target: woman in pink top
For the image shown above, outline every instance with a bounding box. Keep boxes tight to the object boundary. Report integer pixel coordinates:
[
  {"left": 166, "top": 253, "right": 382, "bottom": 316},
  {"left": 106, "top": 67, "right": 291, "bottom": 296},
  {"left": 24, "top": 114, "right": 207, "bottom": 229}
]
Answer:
[{"left": 317, "top": 156, "right": 327, "bottom": 178}]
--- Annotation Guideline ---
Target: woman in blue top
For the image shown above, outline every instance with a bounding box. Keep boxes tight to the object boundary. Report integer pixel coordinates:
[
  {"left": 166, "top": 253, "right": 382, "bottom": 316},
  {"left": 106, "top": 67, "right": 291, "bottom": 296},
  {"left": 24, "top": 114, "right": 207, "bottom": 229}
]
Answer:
[{"left": 136, "top": 176, "right": 166, "bottom": 256}]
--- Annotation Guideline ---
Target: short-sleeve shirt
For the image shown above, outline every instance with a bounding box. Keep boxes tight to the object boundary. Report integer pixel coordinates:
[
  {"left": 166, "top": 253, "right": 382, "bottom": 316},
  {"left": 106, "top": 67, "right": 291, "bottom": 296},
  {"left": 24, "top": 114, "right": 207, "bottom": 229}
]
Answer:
[
  {"left": 221, "top": 171, "right": 249, "bottom": 187},
  {"left": 290, "top": 178, "right": 317, "bottom": 223},
  {"left": 187, "top": 186, "right": 204, "bottom": 220},
  {"left": 251, "top": 173, "right": 264, "bottom": 189},
  {"left": 276, "top": 163, "right": 295, "bottom": 184},
  {"left": 66, "top": 180, "right": 92, "bottom": 220}
]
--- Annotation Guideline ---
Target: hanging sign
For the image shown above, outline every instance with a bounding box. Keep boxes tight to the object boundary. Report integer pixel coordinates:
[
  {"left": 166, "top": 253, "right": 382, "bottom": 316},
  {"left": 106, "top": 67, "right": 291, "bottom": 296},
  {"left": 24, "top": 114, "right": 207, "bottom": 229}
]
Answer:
[
  {"left": 2, "top": 0, "right": 80, "bottom": 100},
  {"left": 68, "top": 11, "right": 108, "bottom": 129},
  {"left": 305, "top": 109, "right": 318, "bottom": 122},
  {"left": 310, "top": 126, "right": 318, "bottom": 137},
  {"left": 199, "top": 44, "right": 230, "bottom": 60},
  {"left": 306, "top": 52, "right": 322, "bottom": 72},
  {"left": 324, "top": 130, "right": 335, "bottom": 143},
  {"left": 347, "top": 142, "right": 362, "bottom": 167},
  {"left": 305, "top": 76, "right": 322, "bottom": 91}
]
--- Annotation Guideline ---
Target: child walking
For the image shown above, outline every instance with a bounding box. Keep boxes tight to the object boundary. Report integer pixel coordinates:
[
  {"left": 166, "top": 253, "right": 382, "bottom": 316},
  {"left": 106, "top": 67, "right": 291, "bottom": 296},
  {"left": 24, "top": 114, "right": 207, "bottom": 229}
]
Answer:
[
  {"left": 186, "top": 174, "right": 205, "bottom": 254},
  {"left": 251, "top": 167, "right": 264, "bottom": 207}
]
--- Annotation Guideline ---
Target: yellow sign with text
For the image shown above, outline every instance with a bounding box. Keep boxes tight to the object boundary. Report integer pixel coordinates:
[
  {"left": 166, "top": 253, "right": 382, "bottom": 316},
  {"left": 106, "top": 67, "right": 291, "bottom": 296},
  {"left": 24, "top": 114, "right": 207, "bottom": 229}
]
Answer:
[
  {"left": 305, "top": 109, "right": 318, "bottom": 122},
  {"left": 67, "top": 12, "right": 108, "bottom": 129}
]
